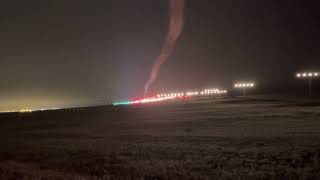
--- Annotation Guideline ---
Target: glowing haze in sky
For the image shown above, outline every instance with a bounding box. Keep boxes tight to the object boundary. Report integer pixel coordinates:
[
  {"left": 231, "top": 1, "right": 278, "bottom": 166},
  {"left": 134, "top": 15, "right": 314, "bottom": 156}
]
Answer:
[
  {"left": 1, "top": 0, "right": 320, "bottom": 111},
  {"left": 144, "top": 0, "right": 185, "bottom": 94}
]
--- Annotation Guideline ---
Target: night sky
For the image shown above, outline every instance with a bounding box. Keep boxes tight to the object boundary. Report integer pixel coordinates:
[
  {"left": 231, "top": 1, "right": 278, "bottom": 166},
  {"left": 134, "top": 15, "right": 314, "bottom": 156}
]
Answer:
[{"left": 1, "top": 0, "right": 320, "bottom": 110}]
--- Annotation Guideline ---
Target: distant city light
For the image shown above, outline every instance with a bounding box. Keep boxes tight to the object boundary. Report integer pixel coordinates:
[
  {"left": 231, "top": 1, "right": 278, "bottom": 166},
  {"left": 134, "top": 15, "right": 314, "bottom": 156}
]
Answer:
[{"left": 19, "top": 109, "right": 33, "bottom": 113}]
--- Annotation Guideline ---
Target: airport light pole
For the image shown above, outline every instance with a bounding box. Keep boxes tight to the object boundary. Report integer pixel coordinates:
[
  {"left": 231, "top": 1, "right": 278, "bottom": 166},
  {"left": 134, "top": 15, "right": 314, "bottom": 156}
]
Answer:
[
  {"left": 234, "top": 82, "right": 255, "bottom": 97},
  {"left": 296, "top": 72, "right": 318, "bottom": 97}
]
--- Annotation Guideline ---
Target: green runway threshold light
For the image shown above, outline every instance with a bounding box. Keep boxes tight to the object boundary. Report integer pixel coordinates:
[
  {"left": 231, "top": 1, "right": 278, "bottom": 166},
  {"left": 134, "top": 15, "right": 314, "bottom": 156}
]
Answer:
[{"left": 112, "top": 101, "right": 131, "bottom": 106}]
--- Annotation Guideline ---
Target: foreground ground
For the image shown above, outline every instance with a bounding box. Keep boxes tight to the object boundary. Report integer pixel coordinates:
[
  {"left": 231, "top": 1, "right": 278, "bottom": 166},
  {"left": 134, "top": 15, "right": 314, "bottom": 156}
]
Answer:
[{"left": 0, "top": 96, "right": 320, "bottom": 179}]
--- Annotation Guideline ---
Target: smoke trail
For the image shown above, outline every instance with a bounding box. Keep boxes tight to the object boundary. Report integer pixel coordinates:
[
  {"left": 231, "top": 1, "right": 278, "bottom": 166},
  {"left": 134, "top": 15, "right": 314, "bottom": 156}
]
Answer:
[{"left": 144, "top": 0, "right": 185, "bottom": 94}]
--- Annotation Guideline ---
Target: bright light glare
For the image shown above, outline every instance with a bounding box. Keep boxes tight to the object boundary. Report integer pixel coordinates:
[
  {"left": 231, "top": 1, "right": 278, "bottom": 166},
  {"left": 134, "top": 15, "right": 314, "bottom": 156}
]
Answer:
[
  {"left": 113, "top": 95, "right": 179, "bottom": 106},
  {"left": 297, "top": 72, "right": 319, "bottom": 78},
  {"left": 234, "top": 82, "right": 255, "bottom": 88},
  {"left": 112, "top": 101, "right": 131, "bottom": 106}
]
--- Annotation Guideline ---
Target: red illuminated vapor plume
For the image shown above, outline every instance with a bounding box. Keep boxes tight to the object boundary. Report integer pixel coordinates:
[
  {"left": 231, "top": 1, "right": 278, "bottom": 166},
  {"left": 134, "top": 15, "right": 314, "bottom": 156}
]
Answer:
[{"left": 144, "top": 0, "right": 185, "bottom": 94}]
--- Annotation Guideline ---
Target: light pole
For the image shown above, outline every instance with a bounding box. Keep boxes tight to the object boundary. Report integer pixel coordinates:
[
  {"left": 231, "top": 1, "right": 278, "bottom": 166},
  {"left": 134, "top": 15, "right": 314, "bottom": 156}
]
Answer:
[
  {"left": 234, "top": 82, "right": 255, "bottom": 97},
  {"left": 296, "top": 72, "right": 318, "bottom": 97}
]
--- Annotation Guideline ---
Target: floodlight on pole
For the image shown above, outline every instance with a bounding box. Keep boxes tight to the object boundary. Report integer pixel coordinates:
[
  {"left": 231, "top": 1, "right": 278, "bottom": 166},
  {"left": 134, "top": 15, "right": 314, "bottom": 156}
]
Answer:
[
  {"left": 296, "top": 72, "right": 319, "bottom": 97},
  {"left": 234, "top": 82, "right": 255, "bottom": 96}
]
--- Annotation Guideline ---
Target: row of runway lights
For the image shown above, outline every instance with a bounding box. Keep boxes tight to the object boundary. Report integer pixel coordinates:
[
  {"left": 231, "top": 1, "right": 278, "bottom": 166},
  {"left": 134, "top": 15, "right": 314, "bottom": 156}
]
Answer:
[
  {"left": 113, "top": 88, "right": 228, "bottom": 106},
  {"left": 234, "top": 83, "right": 254, "bottom": 88},
  {"left": 112, "top": 96, "right": 176, "bottom": 106},
  {"left": 157, "top": 89, "right": 228, "bottom": 98},
  {"left": 296, "top": 72, "right": 318, "bottom": 78},
  {"left": 234, "top": 82, "right": 255, "bottom": 96},
  {"left": 113, "top": 89, "right": 227, "bottom": 106},
  {"left": 296, "top": 72, "right": 319, "bottom": 96}
]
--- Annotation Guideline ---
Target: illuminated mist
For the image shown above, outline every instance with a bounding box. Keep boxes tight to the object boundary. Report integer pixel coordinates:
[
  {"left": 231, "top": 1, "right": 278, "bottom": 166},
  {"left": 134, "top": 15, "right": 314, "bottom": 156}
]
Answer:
[{"left": 144, "top": 0, "right": 185, "bottom": 94}]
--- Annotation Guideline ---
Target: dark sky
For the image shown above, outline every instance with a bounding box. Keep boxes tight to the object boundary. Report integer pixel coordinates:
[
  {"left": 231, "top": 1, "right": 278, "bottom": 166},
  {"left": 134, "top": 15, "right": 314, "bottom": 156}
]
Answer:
[{"left": 1, "top": 0, "right": 320, "bottom": 110}]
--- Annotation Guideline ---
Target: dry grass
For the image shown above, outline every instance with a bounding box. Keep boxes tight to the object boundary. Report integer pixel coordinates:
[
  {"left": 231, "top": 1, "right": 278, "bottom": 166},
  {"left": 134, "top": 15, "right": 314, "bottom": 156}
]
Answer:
[{"left": 0, "top": 96, "right": 320, "bottom": 179}]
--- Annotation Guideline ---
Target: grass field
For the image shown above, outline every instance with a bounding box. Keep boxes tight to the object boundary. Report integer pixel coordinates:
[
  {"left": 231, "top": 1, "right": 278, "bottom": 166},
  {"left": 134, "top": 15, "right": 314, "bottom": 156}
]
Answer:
[{"left": 0, "top": 96, "right": 320, "bottom": 179}]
